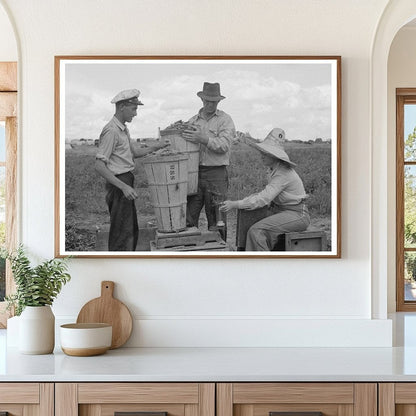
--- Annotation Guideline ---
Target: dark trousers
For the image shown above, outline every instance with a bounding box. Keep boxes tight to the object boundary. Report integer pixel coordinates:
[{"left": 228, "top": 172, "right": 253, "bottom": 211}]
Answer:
[
  {"left": 186, "top": 166, "right": 228, "bottom": 234},
  {"left": 105, "top": 171, "right": 138, "bottom": 251}
]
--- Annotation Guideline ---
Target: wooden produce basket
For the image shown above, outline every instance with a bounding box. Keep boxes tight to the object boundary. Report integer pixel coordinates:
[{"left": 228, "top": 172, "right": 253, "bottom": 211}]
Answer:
[
  {"left": 161, "top": 128, "right": 199, "bottom": 195},
  {"left": 143, "top": 153, "right": 189, "bottom": 233}
]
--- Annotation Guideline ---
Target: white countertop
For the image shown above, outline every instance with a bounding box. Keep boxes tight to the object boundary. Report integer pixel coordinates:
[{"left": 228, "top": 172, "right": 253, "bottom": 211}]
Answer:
[
  {"left": 3, "top": 313, "right": 416, "bottom": 382},
  {"left": 2, "top": 345, "right": 416, "bottom": 382}
]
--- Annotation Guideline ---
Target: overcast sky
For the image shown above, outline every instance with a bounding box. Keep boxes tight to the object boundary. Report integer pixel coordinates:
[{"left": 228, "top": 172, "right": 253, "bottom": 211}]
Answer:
[{"left": 63, "top": 59, "right": 335, "bottom": 142}]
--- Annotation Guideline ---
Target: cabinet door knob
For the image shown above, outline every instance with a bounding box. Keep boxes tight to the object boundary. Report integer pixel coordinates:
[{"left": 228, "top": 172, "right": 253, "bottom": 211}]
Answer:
[
  {"left": 115, "top": 412, "right": 168, "bottom": 416},
  {"left": 270, "top": 413, "right": 323, "bottom": 416}
]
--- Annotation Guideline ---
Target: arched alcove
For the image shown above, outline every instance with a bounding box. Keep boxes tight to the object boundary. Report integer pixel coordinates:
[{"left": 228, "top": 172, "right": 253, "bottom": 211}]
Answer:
[
  {"left": 371, "top": 0, "right": 416, "bottom": 319},
  {"left": 387, "top": 20, "right": 416, "bottom": 314}
]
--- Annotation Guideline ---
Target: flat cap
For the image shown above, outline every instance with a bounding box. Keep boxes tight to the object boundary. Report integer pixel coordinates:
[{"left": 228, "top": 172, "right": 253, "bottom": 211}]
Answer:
[{"left": 111, "top": 89, "right": 143, "bottom": 105}]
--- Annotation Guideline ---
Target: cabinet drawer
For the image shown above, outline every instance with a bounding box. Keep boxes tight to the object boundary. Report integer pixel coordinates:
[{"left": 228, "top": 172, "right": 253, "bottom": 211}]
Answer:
[
  {"left": 56, "top": 383, "right": 215, "bottom": 416},
  {"left": 0, "top": 383, "right": 39, "bottom": 403},
  {"left": 78, "top": 383, "right": 200, "bottom": 404},
  {"left": 218, "top": 383, "right": 376, "bottom": 416},
  {"left": 0, "top": 383, "right": 53, "bottom": 415},
  {"left": 379, "top": 383, "right": 416, "bottom": 415}
]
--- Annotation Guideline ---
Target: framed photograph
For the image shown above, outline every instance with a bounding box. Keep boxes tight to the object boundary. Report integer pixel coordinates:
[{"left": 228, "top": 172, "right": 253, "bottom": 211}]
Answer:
[{"left": 55, "top": 56, "right": 341, "bottom": 258}]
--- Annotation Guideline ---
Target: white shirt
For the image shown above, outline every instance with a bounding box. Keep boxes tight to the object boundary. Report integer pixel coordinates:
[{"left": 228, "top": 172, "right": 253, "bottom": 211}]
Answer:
[
  {"left": 96, "top": 116, "right": 135, "bottom": 175},
  {"left": 237, "top": 163, "right": 308, "bottom": 210},
  {"left": 188, "top": 109, "right": 236, "bottom": 166}
]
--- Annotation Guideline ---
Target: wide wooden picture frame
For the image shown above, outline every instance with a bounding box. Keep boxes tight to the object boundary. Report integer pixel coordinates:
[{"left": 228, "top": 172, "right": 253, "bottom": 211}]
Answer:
[{"left": 55, "top": 56, "right": 341, "bottom": 258}]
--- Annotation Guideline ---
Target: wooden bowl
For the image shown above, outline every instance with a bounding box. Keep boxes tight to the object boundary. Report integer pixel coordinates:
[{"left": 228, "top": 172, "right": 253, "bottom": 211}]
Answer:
[{"left": 60, "top": 323, "right": 112, "bottom": 356}]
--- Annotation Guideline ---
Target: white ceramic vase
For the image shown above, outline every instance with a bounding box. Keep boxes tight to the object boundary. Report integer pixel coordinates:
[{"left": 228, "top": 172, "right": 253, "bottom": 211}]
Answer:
[
  {"left": 18, "top": 305, "right": 55, "bottom": 354},
  {"left": 6, "top": 315, "right": 20, "bottom": 347}
]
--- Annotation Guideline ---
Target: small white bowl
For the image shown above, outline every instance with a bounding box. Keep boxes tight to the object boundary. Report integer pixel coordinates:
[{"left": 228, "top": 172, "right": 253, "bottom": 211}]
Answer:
[{"left": 60, "top": 323, "right": 112, "bottom": 356}]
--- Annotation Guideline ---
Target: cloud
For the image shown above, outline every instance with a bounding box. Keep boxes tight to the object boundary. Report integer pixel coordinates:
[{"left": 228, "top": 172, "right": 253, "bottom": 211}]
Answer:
[
  {"left": 65, "top": 91, "right": 113, "bottom": 140},
  {"left": 64, "top": 64, "right": 333, "bottom": 141},
  {"left": 251, "top": 103, "right": 273, "bottom": 114},
  {"left": 214, "top": 69, "right": 301, "bottom": 101},
  {"left": 299, "top": 85, "right": 331, "bottom": 111}
]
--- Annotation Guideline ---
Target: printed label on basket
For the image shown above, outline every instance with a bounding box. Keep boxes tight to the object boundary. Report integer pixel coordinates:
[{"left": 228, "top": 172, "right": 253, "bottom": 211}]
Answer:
[{"left": 167, "top": 163, "right": 178, "bottom": 183}]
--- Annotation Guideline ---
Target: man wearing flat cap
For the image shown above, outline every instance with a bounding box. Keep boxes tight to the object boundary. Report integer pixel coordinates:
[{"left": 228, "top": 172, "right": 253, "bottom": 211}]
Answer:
[
  {"left": 95, "top": 89, "right": 165, "bottom": 251},
  {"left": 182, "top": 82, "right": 236, "bottom": 237}
]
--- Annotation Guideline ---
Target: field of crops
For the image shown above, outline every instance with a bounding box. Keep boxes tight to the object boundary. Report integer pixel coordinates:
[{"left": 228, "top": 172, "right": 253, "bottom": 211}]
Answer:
[{"left": 65, "top": 140, "right": 332, "bottom": 251}]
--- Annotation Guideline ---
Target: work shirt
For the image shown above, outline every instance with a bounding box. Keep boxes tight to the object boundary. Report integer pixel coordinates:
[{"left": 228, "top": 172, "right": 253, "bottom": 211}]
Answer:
[
  {"left": 237, "top": 163, "right": 308, "bottom": 210},
  {"left": 96, "top": 116, "right": 135, "bottom": 175},
  {"left": 188, "top": 109, "right": 235, "bottom": 166}
]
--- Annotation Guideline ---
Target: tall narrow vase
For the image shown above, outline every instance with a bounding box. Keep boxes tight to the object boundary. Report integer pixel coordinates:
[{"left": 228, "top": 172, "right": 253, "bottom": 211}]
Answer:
[{"left": 19, "top": 305, "right": 55, "bottom": 354}]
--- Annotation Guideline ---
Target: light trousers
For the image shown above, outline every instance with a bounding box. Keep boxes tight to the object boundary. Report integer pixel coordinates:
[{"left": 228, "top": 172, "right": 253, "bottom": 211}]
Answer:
[{"left": 245, "top": 204, "right": 310, "bottom": 251}]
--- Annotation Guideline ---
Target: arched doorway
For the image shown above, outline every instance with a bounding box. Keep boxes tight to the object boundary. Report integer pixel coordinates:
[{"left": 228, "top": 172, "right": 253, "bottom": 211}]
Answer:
[{"left": 371, "top": 0, "right": 416, "bottom": 318}]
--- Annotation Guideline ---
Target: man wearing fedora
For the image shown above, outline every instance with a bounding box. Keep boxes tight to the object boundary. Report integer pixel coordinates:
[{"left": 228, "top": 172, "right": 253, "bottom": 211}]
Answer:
[
  {"left": 220, "top": 128, "right": 310, "bottom": 251},
  {"left": 95, "top": 88, "right": 166, "bottom": 251},
  {"left": 182, "top": 82, "right": 236, "bottom": 237}
]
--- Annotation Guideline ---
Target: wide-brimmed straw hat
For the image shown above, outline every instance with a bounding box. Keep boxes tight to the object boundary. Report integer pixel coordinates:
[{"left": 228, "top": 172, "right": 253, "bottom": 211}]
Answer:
[
  {"left": 197, "top": 82, "right": 225, "bottom": 101},
  {"left": 250, "top": 128, "right": 296, "bottom": 167}
]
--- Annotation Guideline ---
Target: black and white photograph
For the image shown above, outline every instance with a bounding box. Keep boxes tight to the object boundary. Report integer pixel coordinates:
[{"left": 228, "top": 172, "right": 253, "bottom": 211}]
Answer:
[{"left": 55, "top": 56, "right": 341, "bottom": 258}]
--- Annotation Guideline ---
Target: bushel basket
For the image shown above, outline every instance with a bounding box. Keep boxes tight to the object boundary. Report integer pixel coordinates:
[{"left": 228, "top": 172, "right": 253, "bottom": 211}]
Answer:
[
  {"left": 161, "top": 128, "right": 199, "bottom": 195},
  {"left": 143, "top": 153, "right": 189, "bottom": 233}
]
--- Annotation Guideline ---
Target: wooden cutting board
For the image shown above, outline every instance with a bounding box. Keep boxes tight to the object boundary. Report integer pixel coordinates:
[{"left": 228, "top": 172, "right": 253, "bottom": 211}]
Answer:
[{"left": 76, "top": 281, "right": 133, "bottom": 349}]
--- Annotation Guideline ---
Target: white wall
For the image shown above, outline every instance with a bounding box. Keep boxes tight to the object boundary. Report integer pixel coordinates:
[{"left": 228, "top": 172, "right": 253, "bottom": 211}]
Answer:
[
  {"left": 0, "top": 0, "right": 394, "bottom": 347},
  {"left": 387, "top": 26, "right": 416, "bottom": 312},
  {"left": 0, "top": 3, "right": 16, "bottom": 61}
]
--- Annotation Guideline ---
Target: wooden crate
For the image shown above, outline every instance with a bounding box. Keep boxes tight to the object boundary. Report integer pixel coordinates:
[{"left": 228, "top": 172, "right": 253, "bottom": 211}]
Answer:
[
  {"left": 285, "top": 230, "right": 327, "bottom": 251},
  {"left": 151, "top": 227, "right": 228, "bottom": 251},
  {"left": 236, "top": 207, "right": 269, "bottom": 250},
  {"left": 150, "top": 241, "right": 229, "bottom": 251}
]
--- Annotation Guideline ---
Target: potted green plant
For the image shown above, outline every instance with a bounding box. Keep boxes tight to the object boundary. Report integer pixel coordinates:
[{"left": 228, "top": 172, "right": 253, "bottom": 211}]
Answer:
[{"left": 4, "top": 245, "right": 71, "bottom": 354}]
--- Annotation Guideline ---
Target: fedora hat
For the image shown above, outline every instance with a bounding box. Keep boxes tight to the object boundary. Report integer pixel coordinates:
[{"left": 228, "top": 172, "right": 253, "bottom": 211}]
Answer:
[
  {"left": 197, "top": 82, "right": 225, "bottom": 101},
  {"left": 251, "top": 128, "right": 296, "bottom": 167}
]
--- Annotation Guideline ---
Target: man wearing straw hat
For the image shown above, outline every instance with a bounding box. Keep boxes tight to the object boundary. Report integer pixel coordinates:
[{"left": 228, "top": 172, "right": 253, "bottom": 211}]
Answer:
[
  {"left": 220, "top": 128, "right": 310, "bottom": 251},
  {"left": 95, "top": 89, "right": 165, "bottom": 251},
  {"left": 182, "top": 82, "right": 236, "bottom": 236}
]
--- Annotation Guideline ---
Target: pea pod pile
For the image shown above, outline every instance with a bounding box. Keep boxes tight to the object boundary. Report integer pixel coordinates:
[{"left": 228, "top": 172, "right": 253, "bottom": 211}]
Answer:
[{"left": 162, "top": 120, "right": 197, "bottom": 132}]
